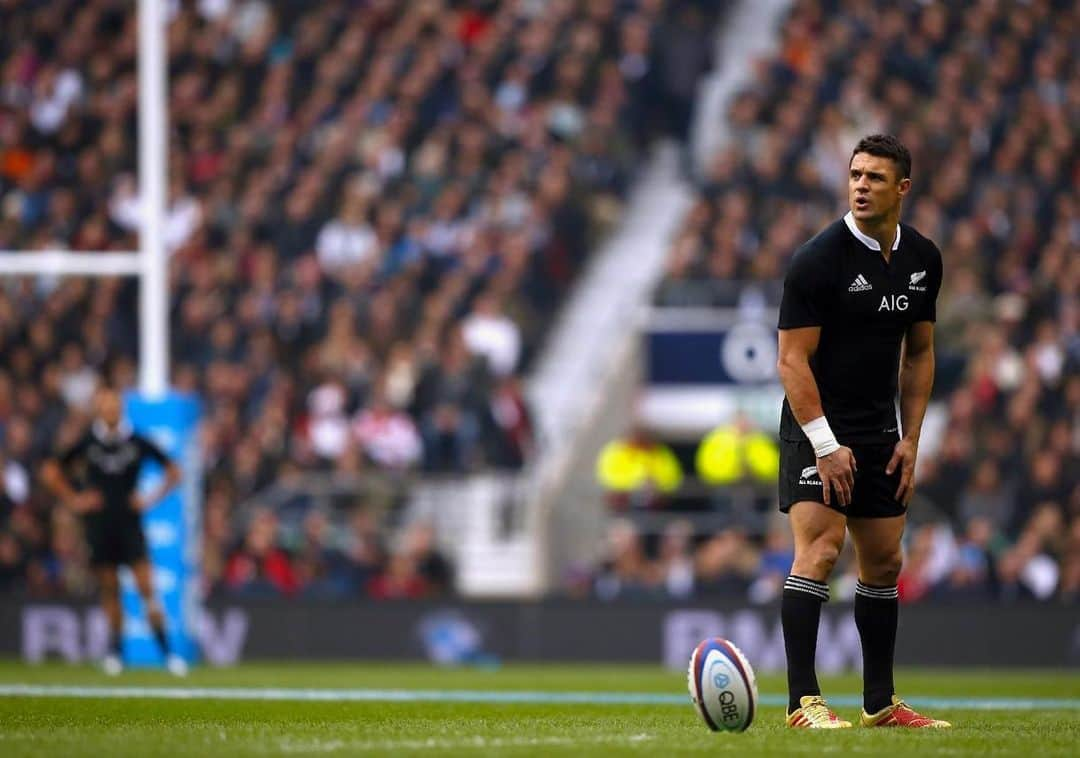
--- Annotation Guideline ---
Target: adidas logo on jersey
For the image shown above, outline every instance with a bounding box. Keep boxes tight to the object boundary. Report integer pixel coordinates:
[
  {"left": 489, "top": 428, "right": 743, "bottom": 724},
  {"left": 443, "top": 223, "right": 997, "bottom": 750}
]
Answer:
[{"left": 848, "top": 274, "right": 872, "bottom": 292}]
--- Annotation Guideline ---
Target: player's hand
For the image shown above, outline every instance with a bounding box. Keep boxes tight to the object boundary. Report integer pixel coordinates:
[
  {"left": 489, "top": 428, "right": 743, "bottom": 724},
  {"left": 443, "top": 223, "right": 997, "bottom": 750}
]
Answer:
[
  {"left": 71, "top": 491, "right": 104, "bottom": 513},
  {"left": 886, "top": 437, "right": 917, "bottom": 505},
  {"left": 130, "top": 493, "right": 149, "bottom": 512},
  {"left": 816, "top": 446, "right": 857, "bottom": 507}
]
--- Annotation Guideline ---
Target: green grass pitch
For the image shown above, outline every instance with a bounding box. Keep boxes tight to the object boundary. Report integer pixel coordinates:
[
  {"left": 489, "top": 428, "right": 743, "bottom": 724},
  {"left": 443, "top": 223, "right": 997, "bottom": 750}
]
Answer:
[{"left": 1, "top": 661, "right": 1078, "bottom": 756}]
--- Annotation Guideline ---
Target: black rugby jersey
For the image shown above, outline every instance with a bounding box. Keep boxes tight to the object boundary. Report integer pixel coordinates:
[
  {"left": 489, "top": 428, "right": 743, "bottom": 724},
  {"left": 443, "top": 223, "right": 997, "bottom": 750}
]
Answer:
[
  {"left": 777, "top": 212, "right": 943, "bottom": 445},
  {"left": 58, "top": 421, "right": 170, "bottom": 521}
]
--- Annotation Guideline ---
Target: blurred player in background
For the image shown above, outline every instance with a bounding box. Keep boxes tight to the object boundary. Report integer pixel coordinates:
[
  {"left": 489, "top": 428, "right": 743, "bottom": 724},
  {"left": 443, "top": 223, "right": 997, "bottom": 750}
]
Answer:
[
  {"left": 776, "top": 135, "right": 949, "bottom": 728},
  {"left": 41, "top": 387, "right": 185, "bottom": 676}
]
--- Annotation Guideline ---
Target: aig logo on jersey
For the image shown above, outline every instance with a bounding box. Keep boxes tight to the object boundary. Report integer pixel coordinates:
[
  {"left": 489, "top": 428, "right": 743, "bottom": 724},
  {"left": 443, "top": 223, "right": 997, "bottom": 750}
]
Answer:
[{"left": 878, "top": 294, "right": 909, "bottom": 312}]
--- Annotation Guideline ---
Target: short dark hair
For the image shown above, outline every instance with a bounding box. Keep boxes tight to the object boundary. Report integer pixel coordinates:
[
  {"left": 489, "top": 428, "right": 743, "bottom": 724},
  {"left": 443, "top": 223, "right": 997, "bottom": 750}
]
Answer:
[{"left": 851, "top": 134, "right": 911, "bottom": 180}]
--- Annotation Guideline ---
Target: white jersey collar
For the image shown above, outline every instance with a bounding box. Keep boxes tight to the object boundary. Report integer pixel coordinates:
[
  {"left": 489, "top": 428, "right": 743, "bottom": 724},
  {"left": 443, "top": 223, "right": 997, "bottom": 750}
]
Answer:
[
  {"left": 92, "top": 419, "right": 133, "bottom": 443},
  {"left": 844, "top": 211, "right": 900, "bottom": 252}
]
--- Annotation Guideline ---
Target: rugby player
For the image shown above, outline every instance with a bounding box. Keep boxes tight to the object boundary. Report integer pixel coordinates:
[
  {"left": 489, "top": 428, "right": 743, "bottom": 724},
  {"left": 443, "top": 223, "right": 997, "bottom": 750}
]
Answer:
[
  {"left": 42, "top": 386, "right": 186, "bottom": 676},
  {"left": 776, "top": 134, "right": 950, "bottom": 728}
]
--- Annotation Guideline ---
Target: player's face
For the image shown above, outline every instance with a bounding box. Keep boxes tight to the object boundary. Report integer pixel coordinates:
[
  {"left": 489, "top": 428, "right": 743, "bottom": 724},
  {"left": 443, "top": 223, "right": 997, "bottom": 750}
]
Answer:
[
  {"left": 848, "top": 153, "right": 910, "bottom": 223},
  {"left": 96, "top": 391, "right": 122, "bottom": 426}
]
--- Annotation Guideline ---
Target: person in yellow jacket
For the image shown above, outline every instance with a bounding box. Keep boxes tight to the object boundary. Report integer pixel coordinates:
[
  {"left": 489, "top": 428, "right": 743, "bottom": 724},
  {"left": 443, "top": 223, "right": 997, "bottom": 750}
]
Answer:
[
  {"left": 696, "top": 414, "right": 780, "bottom": 486},
  {"left": 596, "top": 426, "right": 683, "bottom": 510}
]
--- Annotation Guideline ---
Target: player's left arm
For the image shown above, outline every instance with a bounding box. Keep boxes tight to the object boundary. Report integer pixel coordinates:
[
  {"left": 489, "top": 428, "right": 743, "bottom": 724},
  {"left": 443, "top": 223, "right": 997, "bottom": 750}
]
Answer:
[
  {"left": 131, "top": 437, "right": 182, "bottom": 512},
  {"left": 887, "top": 321, "right": 935, "bottom": 504}
]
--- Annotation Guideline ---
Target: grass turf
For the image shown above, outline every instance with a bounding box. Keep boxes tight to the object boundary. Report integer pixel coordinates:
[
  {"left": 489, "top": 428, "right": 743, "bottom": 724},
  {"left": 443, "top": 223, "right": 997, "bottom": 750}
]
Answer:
[{"left": 0, "top": 662, "right": 1077, "bottom": 756}]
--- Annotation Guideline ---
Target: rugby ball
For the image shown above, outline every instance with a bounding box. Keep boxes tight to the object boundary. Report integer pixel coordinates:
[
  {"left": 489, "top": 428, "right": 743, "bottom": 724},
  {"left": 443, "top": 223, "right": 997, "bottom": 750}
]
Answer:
[{"left": 687, "top": 637, "right": 758, "bottom": 733}]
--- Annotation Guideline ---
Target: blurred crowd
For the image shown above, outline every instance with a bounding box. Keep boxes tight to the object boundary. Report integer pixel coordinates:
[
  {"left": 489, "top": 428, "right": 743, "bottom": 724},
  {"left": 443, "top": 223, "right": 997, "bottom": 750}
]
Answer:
[
  {"left": 592, "top": 0, "right": 1078, "bottom": 603},
  {"left": 211, "top": 506, "right": 455, "bottom": 600},
  {"left": 0, "top": 0, "right": 719, "bottom": 597}
]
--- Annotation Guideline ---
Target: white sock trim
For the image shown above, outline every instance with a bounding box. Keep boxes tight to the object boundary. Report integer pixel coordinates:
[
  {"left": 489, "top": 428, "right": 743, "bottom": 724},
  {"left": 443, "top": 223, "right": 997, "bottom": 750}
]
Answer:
[
  {"left": 784, "top": 575, "right": 830, "bottom": 601},
  {"left": 855, "top": 581, "right": 899, "bottom": 599}
]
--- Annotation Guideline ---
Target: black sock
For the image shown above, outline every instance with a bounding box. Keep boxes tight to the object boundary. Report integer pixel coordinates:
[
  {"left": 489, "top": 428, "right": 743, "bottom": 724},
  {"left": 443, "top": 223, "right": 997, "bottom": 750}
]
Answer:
[
  {"left": 109, "top": 630, "right": 123, "bottom": 657},
  {"left": 855, "top": 580, "right": 899, "bottom": 713},
  {"left": 782, "top": 575, "right": 828, "bottom": 713},
  {"left": 151, "top": 620, "right": 170, "bottom": 657}
]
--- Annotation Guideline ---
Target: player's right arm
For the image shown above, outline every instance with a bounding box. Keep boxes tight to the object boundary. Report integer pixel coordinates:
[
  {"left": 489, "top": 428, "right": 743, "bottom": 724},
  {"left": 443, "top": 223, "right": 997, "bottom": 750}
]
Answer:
[
  {"left": 40, "top": 438, "right": 103, "bottom": 514},
  {"left": 776, "top": 244, "right": 856, "bottom": 507},
  {"left": 777, "top": 328, "right": 857, "bottom": 506}
]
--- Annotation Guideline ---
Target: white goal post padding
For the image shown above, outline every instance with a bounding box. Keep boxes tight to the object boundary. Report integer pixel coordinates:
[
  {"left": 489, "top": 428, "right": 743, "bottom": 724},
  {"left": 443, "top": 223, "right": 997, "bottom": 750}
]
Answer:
[
  {"left": 0, "top": 251, "right": 141, "bottom": 276},
  {"left": 0, "top": 0, "right": 168, "bottom": 397}
]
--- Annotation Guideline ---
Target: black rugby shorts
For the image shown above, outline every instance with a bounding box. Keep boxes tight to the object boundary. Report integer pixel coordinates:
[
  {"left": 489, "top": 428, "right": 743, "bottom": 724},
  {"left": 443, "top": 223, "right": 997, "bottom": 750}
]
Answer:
[
  {"left": 85, "top": 516, "right": 149, "bottom": 567},
  {"left": 778, "top": 439, "right": 905, "bottom": 518}
]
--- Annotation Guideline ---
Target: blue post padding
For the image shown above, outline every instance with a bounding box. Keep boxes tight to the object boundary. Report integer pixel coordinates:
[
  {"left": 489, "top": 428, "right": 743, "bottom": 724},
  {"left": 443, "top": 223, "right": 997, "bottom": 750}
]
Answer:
[{"left": 121, "top": 391, "right": 202, "bottom": 666}]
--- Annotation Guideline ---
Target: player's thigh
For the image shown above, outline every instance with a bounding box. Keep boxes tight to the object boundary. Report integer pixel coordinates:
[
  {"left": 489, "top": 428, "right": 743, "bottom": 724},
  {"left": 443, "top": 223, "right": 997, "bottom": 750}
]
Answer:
[
  {"left": 779, "top": 439, "right": 847, "bottom": 515},
  {"left": 85, "top": 519, "right": 113, "bottom": 568},
  {"left": 847, "top": 514, "right": 906, "bottom": 582},
  {"left": 96, "top": 565, "right": 120, "bottom": 597},
  {"left": 788, "top": 501, "right": 846, "bottom": 579},
  {"left": 849, "top": 442, "right": 905, "bottom": 518},
  {"left": 119, "top": 519, "right": 149, "bottom": 578},
  {"left": 788, "top": 501, "right": 847, "bottom": 553}
]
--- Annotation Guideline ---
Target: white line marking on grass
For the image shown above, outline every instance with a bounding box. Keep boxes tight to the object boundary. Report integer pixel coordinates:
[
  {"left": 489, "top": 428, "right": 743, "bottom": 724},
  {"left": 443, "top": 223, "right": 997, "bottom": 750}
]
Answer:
[
  {"left": 0, "top": 685, "right": 1077, "bottom": 710},
  {"left": 275, "top": 733, "right": 654, "bottom": 753}
]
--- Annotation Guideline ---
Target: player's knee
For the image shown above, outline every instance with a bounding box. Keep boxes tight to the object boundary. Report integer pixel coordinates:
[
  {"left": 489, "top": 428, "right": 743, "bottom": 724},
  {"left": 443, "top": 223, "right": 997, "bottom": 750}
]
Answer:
[
  {"left": 98, "top": 576, "right": 120, "bottom": 598},
  {"left": 796, "top": 539, "right": 841, "bottom": 579},
  {"left": 811, "top": 541, "right": 841, "bottom": 575},
  {"left": 863, "top": 550, "right": 903, "bottom": 585},
  {"left": 137, "top": 578, "right": 155, "bottom": 599},
  {"left": 145, "top": 596, "right": 164, "bottom": 618}
]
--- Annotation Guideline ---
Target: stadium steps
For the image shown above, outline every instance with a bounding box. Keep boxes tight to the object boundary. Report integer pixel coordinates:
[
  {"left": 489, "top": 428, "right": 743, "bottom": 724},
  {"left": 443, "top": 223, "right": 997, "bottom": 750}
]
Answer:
[
  {"left": 691, "top": 0, "right": 793, "bottom": 174},
  {"left": 524, "top": 140, "right": 694, "bottom": 591}
]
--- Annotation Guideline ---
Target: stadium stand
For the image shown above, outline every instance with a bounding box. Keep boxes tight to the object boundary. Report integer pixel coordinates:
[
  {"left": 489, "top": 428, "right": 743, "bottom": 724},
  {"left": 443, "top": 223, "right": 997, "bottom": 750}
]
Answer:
[
  {"left": 589, "top": 0, "right": 1078, "bottom": 604},
  {"left": 0, "top": 0, "right": 720, "bottom": 599}
]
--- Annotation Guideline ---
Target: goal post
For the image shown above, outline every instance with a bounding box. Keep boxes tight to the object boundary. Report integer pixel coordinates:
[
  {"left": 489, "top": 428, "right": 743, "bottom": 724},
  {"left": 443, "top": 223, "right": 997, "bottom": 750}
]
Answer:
[
  {"left": 0, "top": 0, "right": 167, "bottom": 397},
  {"left": 0, "top": 0, "right": 201, "bottom": 667},
  {"left": 0, "top": 251, "right": 142, "bottom": 276},
  {"left": 137, "top": 0, "right": 169, "bottom": 399}
]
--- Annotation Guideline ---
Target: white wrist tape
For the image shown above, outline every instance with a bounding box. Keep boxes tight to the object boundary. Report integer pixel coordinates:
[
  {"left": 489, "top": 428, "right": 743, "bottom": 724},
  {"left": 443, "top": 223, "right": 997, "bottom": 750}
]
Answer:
[{"left": 802, "top": 416, "right": 840, "bottom": 458}]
